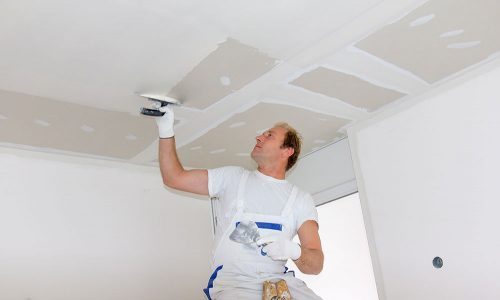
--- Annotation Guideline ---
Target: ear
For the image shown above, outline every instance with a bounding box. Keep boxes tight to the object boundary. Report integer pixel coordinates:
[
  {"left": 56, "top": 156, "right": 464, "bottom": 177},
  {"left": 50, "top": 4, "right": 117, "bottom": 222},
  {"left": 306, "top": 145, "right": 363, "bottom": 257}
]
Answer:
[{"left": 281, "top": 147, "right": 294, "bottom": 159}]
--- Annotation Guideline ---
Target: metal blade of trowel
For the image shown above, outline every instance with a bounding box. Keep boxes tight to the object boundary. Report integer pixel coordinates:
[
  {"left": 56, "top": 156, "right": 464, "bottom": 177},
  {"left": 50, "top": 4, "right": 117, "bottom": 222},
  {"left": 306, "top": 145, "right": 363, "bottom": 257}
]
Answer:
[{"left": 229, "top": 220, "right": 261, "bottom": 245}]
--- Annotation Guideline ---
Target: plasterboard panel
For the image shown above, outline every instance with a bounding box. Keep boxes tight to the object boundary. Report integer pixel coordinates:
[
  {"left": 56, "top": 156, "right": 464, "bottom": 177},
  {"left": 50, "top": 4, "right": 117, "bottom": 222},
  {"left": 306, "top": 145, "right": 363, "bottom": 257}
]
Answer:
[
  {"left": 168, "top": 38, "right": 277, "bottom": 110},
  {"left": 291, "top": 67, "right": 406, "bottom": 111},
  {"left": 356, "top": 0, "right": 500, "bottom": 83},
  {"left": 0, "top": 90, "right": 157, "bottom": 159},
  {"left": 176, "top": 103, "right": 350, "bottom": 169}
]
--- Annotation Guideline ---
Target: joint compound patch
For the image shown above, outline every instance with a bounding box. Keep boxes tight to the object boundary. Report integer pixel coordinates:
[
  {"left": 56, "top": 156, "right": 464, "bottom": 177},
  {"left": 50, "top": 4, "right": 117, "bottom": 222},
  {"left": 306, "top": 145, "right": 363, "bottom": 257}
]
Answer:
[{"left": 167, "top": 38, "right": 277, "bottom": 110}]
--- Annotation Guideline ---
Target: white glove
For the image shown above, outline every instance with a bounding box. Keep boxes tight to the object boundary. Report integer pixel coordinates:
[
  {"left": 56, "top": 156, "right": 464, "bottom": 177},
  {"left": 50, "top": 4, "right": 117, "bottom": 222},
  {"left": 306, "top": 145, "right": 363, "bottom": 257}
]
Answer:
[
  {"left": 155, "top": 105, "right": 174, "bottom": 138},
  {"left": 256, "top": 233, "right": 301, "bottom": 261}
]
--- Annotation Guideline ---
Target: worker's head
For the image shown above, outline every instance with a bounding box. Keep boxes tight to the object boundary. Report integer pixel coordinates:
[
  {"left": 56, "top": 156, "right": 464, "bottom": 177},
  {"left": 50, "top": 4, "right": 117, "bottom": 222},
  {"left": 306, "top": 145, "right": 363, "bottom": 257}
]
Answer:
[{"left": 251, "top": 122, "right": 302, "bottom": 172}]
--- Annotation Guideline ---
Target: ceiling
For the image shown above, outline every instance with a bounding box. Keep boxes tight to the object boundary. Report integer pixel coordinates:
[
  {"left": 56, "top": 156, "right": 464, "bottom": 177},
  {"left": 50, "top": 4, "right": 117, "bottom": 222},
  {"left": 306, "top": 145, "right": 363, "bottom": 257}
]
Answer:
[{"left": 1, "top": 0, "right": 499, "bottom": 169}]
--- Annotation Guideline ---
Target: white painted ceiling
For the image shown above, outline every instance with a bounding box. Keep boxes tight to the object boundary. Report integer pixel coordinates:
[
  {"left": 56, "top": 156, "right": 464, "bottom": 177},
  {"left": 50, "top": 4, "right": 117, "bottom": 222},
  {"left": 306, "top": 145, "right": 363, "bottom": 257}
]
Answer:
[{"left": 1, "top": 0, "right": 499, "bottom": 169}]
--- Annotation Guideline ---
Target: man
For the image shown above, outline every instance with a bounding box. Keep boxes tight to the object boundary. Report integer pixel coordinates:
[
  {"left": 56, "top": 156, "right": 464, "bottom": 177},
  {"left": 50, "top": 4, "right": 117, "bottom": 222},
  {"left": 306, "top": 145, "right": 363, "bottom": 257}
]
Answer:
[{"left": 155, "top": 106, "right": 323, "bottom": 299}]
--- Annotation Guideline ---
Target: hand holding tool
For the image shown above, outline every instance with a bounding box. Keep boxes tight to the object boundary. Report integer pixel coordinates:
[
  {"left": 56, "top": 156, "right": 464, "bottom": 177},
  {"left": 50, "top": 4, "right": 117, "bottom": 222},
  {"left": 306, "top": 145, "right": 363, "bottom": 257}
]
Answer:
[{"left": 256, "top": 233, "right": 301, "bottom": 261}]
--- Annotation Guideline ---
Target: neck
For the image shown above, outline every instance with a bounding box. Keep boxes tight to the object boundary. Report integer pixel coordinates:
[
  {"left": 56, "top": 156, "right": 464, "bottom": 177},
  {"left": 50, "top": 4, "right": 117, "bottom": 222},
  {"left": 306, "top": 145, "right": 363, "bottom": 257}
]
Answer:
[{"left": 257, "top": 165, "right": 287, "bottom": 180}]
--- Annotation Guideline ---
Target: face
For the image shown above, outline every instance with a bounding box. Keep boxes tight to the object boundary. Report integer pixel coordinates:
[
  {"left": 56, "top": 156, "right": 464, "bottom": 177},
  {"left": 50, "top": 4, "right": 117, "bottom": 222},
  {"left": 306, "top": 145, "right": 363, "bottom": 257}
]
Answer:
[{"left": 251, "top": 126, "right": 289, "bottom": 165}]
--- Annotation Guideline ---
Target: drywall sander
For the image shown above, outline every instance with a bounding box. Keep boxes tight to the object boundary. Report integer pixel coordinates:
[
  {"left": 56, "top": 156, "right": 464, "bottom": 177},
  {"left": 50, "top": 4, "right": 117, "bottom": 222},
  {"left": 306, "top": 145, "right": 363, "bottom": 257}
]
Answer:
[
  {"left": 139, "top": 94, "right": 180, "bottom": 117},
  {"left": 262, "top": 279, "right": 291, "bottom": 300}
]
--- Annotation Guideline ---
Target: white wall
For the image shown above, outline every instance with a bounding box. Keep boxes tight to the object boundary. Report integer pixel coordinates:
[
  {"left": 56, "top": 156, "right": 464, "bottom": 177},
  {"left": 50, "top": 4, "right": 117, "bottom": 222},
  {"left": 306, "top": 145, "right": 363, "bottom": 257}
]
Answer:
[
  {"left": 348, "top": 62, "right": 500, "bottom": 300},
  {"left": 289, "top": 193, "right": 379, "bottom": 300},
  {"left": 288, "top": 138, "right": 357, "bottom": 205},
  {"left": 0, "top": 148, "right": 213, "bottom": 300},
  {"left": 286, "top": 138, "right": 379, "bottom": 299}
]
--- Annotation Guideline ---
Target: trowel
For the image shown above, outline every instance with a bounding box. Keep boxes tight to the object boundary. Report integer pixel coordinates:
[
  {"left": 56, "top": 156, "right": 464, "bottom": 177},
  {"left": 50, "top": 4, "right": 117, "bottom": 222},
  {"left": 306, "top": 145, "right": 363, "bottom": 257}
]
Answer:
[
  {"left": 229, "top": 220, "right": 269, "bottom": 256},
  {"left": 229, "top": 220, "right": 261, "bottom": 245}
]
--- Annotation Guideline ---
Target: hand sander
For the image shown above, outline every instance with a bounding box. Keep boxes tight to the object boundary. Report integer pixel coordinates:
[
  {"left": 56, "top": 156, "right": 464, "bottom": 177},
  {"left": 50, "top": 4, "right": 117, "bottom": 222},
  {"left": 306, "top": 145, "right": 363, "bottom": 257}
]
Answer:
[{"left": 139, "top": 94, "right": 180, "bottom": 117}]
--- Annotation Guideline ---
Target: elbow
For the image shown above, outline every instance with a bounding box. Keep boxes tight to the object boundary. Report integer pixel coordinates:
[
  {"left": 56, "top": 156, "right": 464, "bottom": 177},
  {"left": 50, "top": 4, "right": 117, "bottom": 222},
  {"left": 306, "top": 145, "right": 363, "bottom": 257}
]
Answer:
[
  {"left": 308, "top": 252, "right": 324, "bottom": 275},
  {"left": 163, "top": 179, "right": 174, "bottom": 189},
  {"left": 315, "top": 254, "right": 324, "bottom": 274},
  {"left": 160, "top": 170, "right": 183, "bottom": 189},
  {"left": 301, "top": 266, "right": 322, "bottom": 275},
  {"left": 296, "top": 248, "right": 324, "bottom": 275},
  {"left": 296, "top": 258, "right": 324, "bottom": 275},
  {"left": 162, "top": 176, "right": 179, "bottom": 189},
  {"left": 316, "top": 255, "right": 324, "bottom": 274},
  {"left": 308, "top": 265, "right": 323, "bottom": 275},
  {"left": 312, "top": 264, "right": 323, "bottom": 275},
  {"left": 164, "top": 180, "right": 181, "bottom": 190}
]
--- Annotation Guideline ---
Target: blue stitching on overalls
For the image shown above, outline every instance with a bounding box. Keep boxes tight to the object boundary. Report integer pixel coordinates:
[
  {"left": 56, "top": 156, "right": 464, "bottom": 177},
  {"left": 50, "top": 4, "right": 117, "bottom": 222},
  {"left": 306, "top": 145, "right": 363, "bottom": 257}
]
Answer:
[{"left": 203, "top": 265, "right": 223, "bottom": 300}]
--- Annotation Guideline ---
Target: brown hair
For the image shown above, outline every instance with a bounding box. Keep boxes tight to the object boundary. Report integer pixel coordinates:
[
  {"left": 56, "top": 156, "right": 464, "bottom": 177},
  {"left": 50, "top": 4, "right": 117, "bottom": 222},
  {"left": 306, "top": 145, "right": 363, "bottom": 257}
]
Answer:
[{"left": 274, "top": 122, "right": 302, "bottom": 171}]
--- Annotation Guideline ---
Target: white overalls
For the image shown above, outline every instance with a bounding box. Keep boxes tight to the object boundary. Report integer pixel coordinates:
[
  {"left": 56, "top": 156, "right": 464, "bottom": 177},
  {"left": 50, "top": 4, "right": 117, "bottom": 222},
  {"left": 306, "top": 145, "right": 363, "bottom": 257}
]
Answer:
[{"left": 203, "top": 171, "right": 322, "bottom": 300}]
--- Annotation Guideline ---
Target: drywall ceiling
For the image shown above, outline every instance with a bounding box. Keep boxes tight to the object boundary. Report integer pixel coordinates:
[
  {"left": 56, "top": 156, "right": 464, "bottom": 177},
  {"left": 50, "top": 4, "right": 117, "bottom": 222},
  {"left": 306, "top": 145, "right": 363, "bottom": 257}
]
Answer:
[
  {"left": 356, "top": 0, "right": 500, "bottom": 83},
  {"left": 1, "top": 0, "right": 499, "bottom": 169},
  {"left": 177, "top": 102, "right": 350, "bottom": 169}
]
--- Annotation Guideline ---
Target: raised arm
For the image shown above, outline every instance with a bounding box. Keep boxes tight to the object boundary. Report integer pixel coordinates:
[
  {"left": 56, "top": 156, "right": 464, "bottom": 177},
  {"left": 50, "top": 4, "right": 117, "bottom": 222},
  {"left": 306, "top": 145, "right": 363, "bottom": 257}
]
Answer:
[{"left": 156, "top": 106, "right": 209, "bottom": 196}]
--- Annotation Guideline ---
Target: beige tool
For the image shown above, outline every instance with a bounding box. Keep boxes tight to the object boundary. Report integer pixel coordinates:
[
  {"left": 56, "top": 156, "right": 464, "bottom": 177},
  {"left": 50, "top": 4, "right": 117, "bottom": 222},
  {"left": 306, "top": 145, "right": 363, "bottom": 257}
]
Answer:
[{"left": 263, "top": 279, "right": 291, "bottom": 300}]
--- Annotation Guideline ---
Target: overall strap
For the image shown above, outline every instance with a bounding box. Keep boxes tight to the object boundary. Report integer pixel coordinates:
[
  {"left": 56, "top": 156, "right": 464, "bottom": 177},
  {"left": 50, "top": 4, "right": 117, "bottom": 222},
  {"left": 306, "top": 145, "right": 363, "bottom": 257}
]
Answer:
[
  {"left": 281, "top": 186, "right": 299, "bottom": 217},
  {"left": 235, "top": 171, "right": 250, "bottom": 213}
]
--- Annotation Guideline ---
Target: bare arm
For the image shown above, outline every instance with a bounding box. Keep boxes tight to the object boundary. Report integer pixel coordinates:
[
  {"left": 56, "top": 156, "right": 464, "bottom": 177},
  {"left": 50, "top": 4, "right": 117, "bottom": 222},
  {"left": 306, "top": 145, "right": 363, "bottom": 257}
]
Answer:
[
  {"left": 154, "top": 105, "right": 209, "bottom": 196},
  {"left": 293, "top": 220, "right": 324, "bottom": 275},
  {"left": 159, "top": 137, "right": 209, "bottom": 196}
]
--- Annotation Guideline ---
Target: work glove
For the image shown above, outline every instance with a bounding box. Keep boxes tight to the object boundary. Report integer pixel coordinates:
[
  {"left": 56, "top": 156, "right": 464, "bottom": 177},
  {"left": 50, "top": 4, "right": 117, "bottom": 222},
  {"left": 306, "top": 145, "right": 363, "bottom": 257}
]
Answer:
[
  {"left": 155, "top": 105, "right": 175, "bottom": 138},
  {"left": 256, "top": 233, "right": 301, "bottom": 261}
]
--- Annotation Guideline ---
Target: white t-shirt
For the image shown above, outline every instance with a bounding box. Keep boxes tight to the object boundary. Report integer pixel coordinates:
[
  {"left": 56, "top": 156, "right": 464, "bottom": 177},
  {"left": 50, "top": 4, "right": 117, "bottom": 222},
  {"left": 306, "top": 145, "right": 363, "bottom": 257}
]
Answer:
[{"left": 208, "top": 166, "right": 318, "bottom": 246}]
